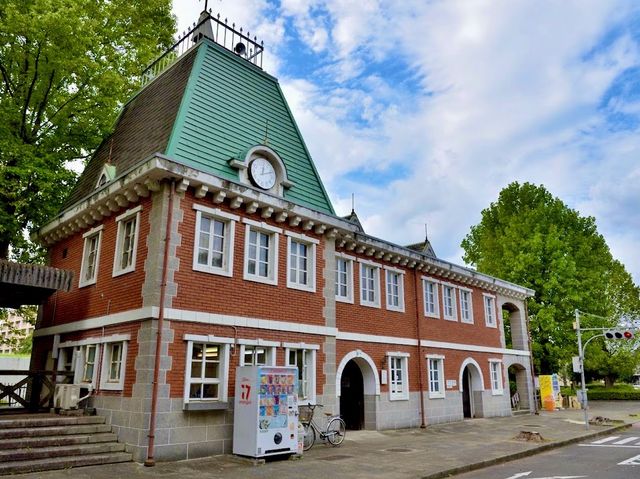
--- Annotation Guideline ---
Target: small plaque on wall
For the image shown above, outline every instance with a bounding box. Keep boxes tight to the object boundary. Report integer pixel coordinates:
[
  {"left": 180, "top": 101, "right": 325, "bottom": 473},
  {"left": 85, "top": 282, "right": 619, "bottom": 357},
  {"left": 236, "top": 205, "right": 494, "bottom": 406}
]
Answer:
[
  {"left": 381, "top": 370, "right": 388, "bottom": 385},
  {"left": 446, "top": 379, "right": 457, "bottom": 389}
]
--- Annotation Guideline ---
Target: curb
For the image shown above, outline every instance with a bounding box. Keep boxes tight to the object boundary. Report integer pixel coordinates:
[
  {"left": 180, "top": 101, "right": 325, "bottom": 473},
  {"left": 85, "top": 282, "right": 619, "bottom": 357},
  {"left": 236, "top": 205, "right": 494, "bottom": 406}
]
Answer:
[{"left": 419, "top": 422, "right": 632, "bottom": 479}]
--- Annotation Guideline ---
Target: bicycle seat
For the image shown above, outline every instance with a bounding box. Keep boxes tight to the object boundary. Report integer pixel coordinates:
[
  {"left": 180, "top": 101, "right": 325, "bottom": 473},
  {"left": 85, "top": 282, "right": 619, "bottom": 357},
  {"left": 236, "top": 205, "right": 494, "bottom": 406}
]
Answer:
[{"left": 324, "top": 412, "right": 334, "bottom": 416}]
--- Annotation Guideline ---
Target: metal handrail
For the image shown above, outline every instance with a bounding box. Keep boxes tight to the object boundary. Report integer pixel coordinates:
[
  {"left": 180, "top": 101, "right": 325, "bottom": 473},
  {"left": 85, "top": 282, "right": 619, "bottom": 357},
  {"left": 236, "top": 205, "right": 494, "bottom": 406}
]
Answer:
[{"left": 141, "top": 10, "right": 264, "bottom": 87}]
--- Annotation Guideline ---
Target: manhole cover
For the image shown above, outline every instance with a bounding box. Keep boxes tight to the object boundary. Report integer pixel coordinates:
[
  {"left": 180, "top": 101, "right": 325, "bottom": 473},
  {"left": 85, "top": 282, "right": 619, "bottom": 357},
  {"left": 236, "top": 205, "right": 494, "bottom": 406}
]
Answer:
[
  {"left": 385, "top": 448, "right": 414, "bottom": 453},
  {"left": 319, "top": 454, "right": 353, "bottom": 461}
]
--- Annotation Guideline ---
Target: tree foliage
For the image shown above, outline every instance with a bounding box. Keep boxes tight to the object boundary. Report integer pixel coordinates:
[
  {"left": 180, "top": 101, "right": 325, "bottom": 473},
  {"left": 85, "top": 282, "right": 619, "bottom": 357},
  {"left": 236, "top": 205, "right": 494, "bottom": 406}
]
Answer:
[
  {"left": 461, "top": 182, "right": 640, "bottom": 375},
  {"left": 0, "top": 0, "right": 175, "bottom": 261}
]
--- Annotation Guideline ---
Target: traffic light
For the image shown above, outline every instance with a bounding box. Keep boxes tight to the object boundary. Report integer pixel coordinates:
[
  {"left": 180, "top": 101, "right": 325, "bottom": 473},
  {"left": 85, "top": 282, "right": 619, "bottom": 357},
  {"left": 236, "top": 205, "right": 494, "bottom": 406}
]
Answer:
[{"left": 604, "top": 330, "right": 634, "bottom": 340}]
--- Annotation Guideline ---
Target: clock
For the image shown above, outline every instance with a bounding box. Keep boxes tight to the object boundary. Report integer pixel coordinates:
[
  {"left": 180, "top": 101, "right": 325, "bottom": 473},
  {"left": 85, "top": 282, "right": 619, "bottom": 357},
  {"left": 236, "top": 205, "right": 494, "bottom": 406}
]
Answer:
[{"left": 249, "top": 157, "right": 277, "bottom": 190}]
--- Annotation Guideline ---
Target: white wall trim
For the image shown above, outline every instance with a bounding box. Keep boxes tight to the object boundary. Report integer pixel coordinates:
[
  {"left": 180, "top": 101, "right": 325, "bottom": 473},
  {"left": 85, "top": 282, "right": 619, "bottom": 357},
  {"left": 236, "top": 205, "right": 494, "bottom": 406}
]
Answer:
[
  {"left": 115, "top": 204, "right": 142, "bottom": 223},
  {"left": 282, "top": 342, "right": 320, "bottom": 350},
  {"left": 421, "top": 339, "right": 530, "bottom": 357},
  {"left": 242, "top": 217, "right": 283, "bottom": 234},
  {"left": 425, "top": 353, "right": 445, "bottom": 359},
  {"left": 33, "top": 307, "right": 156, "bottom": 337},
  {"left": 237, "top": 338, "right": 280, "bottom": 347},
  {"left": 337, "top": 331, "right": 418, "bottom": 346},
  {"left": 58, "top": 334, "right": 131, "bottom": 349},
  {"left": 183, "top": 333, "right": 235, "bottom": 344},
  {"left": 192, "top": 203, "right": 240, "bottom": 222},
  {"left": 336, "top": 349, "right": 380, "bottom": 397},
  {"left": 82, "top": 224, "right": 104, "bottom": 238},
  {"left": 387, "top": 351, "right": 410, "bottom": 358},
  {"left": 284, "top": 230, "right": 320, "bottom": 244}
]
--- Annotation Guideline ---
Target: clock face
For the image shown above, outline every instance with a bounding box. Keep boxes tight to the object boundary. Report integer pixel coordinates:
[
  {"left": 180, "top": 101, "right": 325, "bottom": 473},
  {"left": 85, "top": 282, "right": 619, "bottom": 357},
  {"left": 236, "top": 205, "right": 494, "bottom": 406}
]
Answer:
[{"left": 249, "top": 157, "right": 277, "bottom": 190}]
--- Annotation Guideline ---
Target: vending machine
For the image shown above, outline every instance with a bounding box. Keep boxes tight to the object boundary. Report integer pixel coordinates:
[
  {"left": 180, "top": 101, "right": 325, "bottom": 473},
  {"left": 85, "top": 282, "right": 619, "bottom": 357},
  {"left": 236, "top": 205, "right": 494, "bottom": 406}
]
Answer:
[{"left": 233, "top": 366, "right": 299, "bottom": 458}]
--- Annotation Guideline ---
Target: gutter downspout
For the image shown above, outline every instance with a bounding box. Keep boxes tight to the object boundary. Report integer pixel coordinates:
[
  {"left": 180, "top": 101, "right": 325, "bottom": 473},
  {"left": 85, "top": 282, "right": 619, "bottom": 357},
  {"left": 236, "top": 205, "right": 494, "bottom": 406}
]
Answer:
[
  {"left": 145, "top": 180, "right": 175, "bottom": 467},
  {"left": 414, "top": 268, "right": 427, "bottom": 428}
]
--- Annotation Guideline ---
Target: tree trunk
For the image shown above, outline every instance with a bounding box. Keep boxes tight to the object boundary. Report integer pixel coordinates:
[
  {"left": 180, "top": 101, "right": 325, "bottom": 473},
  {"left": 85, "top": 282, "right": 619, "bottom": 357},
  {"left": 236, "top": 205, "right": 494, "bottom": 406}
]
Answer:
[{"left": 604, "top": 375, "right": 615, "bottom": 388}]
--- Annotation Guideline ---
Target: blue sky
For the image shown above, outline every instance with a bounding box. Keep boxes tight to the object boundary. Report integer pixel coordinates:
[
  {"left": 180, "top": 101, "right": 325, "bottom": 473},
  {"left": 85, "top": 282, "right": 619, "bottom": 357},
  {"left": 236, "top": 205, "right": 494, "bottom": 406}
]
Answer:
[{"left": 173, "top": 0, "right": 640, "bottom": 283}]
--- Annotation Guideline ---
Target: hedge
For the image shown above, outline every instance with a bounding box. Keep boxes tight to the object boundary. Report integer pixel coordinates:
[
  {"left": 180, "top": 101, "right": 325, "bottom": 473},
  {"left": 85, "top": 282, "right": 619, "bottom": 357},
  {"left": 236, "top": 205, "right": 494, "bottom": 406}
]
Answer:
[{"left": 585, "top": 389, "right": 640, "bottom": 400}]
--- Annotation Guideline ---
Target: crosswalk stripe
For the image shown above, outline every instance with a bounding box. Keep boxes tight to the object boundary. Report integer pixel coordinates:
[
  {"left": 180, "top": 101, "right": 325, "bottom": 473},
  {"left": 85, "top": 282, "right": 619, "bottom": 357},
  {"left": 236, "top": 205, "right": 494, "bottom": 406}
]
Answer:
[
  {"left": 613, "top": 437, "right": 639, "bottom": 445},
  {"left": 592, "top": 436, "right": 619, "bottom": 444}
]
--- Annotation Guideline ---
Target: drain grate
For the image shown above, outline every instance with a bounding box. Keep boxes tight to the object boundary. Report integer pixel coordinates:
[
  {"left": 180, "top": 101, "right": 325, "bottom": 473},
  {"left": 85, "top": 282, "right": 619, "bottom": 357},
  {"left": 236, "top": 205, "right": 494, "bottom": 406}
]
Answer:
[
  {"left": 385, "top": 447, "right": 414, "bottom": 453},
  {"left": 318, "top": 454, "right": 354, "bottom": 461}
]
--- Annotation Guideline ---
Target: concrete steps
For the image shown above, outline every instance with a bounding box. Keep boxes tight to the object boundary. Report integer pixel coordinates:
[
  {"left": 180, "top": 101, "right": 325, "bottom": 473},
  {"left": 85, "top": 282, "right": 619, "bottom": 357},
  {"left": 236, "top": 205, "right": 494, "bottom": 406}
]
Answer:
[{"left": 0, "top": 414, "right": 132, "bottom": 475}]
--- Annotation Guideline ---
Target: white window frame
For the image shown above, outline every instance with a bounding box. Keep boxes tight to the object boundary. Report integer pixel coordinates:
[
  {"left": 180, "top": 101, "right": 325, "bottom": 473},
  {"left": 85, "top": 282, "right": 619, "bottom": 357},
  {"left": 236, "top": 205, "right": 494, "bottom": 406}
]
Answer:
[
  {"left": 442, "top": 284, "right": 457, "bottom": 321},
  {"left": 359, "top": 259, "right": 381, "bottom": 308},
  {"left": 459, "top": 288, "right": 474, "bottom": 324},
  {"left": 286, "top": 232, "right": 318, "bottom": 292},
  {"left": 192, "top": 204, "right": 238, "bottom": 277},
  {"left": 335, "top": 253, "right": 354, "bottom": 304},
  {"left": 238, "top": 339, "right": 279, "bottom": 366},
  {"left": 100, "top": 341, "right": 128, "bottom": 390},
  {"left": 243, "top": 219, "right": 281, "bottom": 286},
  {"left": 422, "top": 278, "right": 440, "bottom": 318},
  {"left": 183, "top": 334, "right": 233, "bottom": 405},
  {"left": 79, "top": 225, "right": 104, "bottom": 287},
  {"left": 387, "top": 352, "right": 410, "bottom": 401},
  {"left": 284, "top": 342, "right": 319, "bottom": 405},
  {"left": 112, "top": 205, "right": 141, "bottom": 277},
  {"left": 427, "top": 354, "right": 445, "bottom": 399},
  {"left": 384, "top": 266, "right": 405, "bottom": 313},
  {"left": 73, "top": 344, "right": 99, "bottom": 386},
  {"left": 484, "top": 293, "right": 497, "bottom": 328},
  {"left": 489, "top": 359, "right": 504, "bottom": 395}
]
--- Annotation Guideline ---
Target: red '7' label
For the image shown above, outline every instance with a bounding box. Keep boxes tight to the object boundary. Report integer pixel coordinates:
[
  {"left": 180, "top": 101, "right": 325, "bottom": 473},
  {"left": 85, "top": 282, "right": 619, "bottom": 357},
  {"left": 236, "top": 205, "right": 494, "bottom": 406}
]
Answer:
[{"left": 241, "top": 384, "right": 251, "bottom": 401}]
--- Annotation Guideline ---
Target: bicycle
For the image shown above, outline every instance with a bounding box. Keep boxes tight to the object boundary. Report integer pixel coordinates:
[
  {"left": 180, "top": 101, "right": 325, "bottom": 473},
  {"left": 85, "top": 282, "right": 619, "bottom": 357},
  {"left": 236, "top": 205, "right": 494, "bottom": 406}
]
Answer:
[{"left": 299, "top": 404, "right": 346, "bottom": 450}]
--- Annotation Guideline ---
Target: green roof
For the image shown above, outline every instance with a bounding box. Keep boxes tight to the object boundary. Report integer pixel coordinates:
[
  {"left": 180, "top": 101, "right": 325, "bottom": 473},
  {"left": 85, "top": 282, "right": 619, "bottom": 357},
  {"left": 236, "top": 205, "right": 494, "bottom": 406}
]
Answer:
[
  {"left": 62, "top": 39, "right": 334, "bottom": 216},
  {"left": 165, "top": 39, "right": 334, "bottom": 214}
]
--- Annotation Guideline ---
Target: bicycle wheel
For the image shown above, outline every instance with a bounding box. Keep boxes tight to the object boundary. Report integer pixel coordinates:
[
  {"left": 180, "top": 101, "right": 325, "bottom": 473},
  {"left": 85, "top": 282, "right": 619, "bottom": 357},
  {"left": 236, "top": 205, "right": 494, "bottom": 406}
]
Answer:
[
  {"left": 303, "top": 423, "right": 316, "bottom": 451},
  {"left": 326, "top": 418, "right": 346, "bottom": 446}
]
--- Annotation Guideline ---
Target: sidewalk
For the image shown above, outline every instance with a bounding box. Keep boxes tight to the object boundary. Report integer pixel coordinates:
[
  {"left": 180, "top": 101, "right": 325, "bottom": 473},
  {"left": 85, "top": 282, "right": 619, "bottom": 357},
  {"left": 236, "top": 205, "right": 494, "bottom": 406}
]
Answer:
[{"left": 12, "top": 401, "right": 640, "bottom": 479}]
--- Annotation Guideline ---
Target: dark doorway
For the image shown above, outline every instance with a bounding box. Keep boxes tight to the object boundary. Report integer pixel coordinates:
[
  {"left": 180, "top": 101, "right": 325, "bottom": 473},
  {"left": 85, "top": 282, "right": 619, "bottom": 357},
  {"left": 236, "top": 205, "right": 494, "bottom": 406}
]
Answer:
[
  {"left": 462, "top": 367, "right": 472, "bottom": 418},
  {"left": 340, "top": 360, "right": 364, "bottom": 430}
]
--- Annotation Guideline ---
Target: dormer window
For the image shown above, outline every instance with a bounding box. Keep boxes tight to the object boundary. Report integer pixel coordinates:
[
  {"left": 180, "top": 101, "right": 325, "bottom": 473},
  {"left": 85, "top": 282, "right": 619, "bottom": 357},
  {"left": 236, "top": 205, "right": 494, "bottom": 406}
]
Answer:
[
  {"left": 96, "top": 164, "right": 116, "bottom": 189},
  {"left": 228, "top": 145, "right": 294, "bottom": 196}
]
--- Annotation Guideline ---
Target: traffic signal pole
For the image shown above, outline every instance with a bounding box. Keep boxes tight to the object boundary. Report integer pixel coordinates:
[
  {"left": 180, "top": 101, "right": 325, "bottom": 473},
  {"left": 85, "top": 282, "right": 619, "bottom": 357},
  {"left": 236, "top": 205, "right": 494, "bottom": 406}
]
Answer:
[
  {"left": 574, "top": 309, "right": 624, "bottom": 430},
  {"left": 575, "top": 309, "right": 590, "bottom": 430}
]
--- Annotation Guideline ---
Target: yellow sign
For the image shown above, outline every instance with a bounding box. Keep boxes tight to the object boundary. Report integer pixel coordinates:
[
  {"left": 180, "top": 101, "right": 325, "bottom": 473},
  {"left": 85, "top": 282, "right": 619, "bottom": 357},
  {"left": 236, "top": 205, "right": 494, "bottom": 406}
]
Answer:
[{"left": 539, "top": 375, "right": 555, "bottom": 411}]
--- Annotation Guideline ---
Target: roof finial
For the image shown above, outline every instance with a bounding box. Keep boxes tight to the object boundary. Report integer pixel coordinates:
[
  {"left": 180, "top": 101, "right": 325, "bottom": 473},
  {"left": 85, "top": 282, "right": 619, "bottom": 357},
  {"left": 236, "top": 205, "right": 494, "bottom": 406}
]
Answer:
[
  {"left": 200, "top": 0, "right": 209, "bottom": 13},
  {"left": 351, "top": 193, "right": 355, "bottom": 214}
]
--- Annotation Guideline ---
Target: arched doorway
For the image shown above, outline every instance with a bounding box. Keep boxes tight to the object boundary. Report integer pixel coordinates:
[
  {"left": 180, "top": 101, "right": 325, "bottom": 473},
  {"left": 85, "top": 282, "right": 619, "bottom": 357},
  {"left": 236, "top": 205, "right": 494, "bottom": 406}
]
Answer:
[
  {"left": 336, "top": 351, "right": 380, "bottom": 430},
  {"left": 459, "top": 359, "right": 485, "bottom": 419},
  {"left": 340, "top": 360, "right": 364, "bottom": 429},
  {"left": 507, "top": 362, "right": 531, "bottom": 412},
  {"left": 462, "top": 367, "right": 472, "bottom": 418}
]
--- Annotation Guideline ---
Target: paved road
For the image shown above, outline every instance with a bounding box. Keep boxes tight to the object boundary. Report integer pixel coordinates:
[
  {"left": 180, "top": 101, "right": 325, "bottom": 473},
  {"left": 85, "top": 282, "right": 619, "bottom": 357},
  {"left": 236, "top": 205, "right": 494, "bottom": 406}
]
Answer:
[{"left": 454, "top": 423, "right": 640, "bottom": 479}]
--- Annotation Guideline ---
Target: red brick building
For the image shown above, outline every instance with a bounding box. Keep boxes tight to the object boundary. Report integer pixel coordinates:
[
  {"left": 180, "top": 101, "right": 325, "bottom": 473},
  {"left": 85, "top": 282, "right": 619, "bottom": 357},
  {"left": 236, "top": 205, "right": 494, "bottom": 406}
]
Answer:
[{"left": 32, "top": 12, "right": 535, "bottom": 462}]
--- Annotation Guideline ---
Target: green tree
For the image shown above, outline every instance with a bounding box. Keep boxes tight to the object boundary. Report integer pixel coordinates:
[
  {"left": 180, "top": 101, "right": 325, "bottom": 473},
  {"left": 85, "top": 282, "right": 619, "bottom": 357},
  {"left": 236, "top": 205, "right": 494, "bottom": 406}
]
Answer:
[
  {"left": 461, "top": 182, "right": 639, "bottom": 374},
  {"left": 0, "top": 0, "right": 175, "bottom": 261}
]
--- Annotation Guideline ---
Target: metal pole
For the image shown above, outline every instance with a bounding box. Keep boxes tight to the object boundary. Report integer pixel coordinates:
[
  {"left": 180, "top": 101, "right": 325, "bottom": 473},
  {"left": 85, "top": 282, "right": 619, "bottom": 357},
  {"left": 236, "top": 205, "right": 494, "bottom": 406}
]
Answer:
[{"left": 576, "top": 309, "right": 589, "bottom": 430}]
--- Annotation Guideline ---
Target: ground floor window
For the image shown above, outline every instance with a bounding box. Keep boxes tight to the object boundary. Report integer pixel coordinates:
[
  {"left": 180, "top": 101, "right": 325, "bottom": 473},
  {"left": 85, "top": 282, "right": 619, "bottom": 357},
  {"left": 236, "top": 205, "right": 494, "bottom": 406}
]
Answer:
[
  {"left": 284, "top": 343, "right": 318, "bottom": 404},
  {"left": 58, "top": 335, "right": 129, "bottom": 391},
  {"left": 183, "top": 335, "right": 232, "bottom": 406},
  {"left": 388, "top": 352, "right": 410, "bottom": 400},
  {"left": 239, "top": 340, "right": 278, "bottom": 366},
  {"left": 427, "top": 355, "right": 445, "bottom": 399},
  {"left": 100, "top": 341, "right": 127, "bottom": 390},
  {"left": 489, "top": 360, "right": 504, "bottom": 395}
]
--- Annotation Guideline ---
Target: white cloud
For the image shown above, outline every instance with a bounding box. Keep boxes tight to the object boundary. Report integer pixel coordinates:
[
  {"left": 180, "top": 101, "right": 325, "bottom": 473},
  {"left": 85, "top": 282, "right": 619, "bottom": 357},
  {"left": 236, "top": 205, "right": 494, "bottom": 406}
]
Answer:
[{"left": 172, "top": 1, "right": 640, "bottom": 283}]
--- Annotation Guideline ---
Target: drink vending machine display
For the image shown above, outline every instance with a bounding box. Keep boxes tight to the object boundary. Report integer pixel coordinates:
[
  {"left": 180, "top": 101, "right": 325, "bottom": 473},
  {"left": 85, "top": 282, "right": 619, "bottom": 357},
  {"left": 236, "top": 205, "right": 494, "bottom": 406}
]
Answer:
[{"left": 232, "top": 366, "right": 299, "bottom": 457}]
